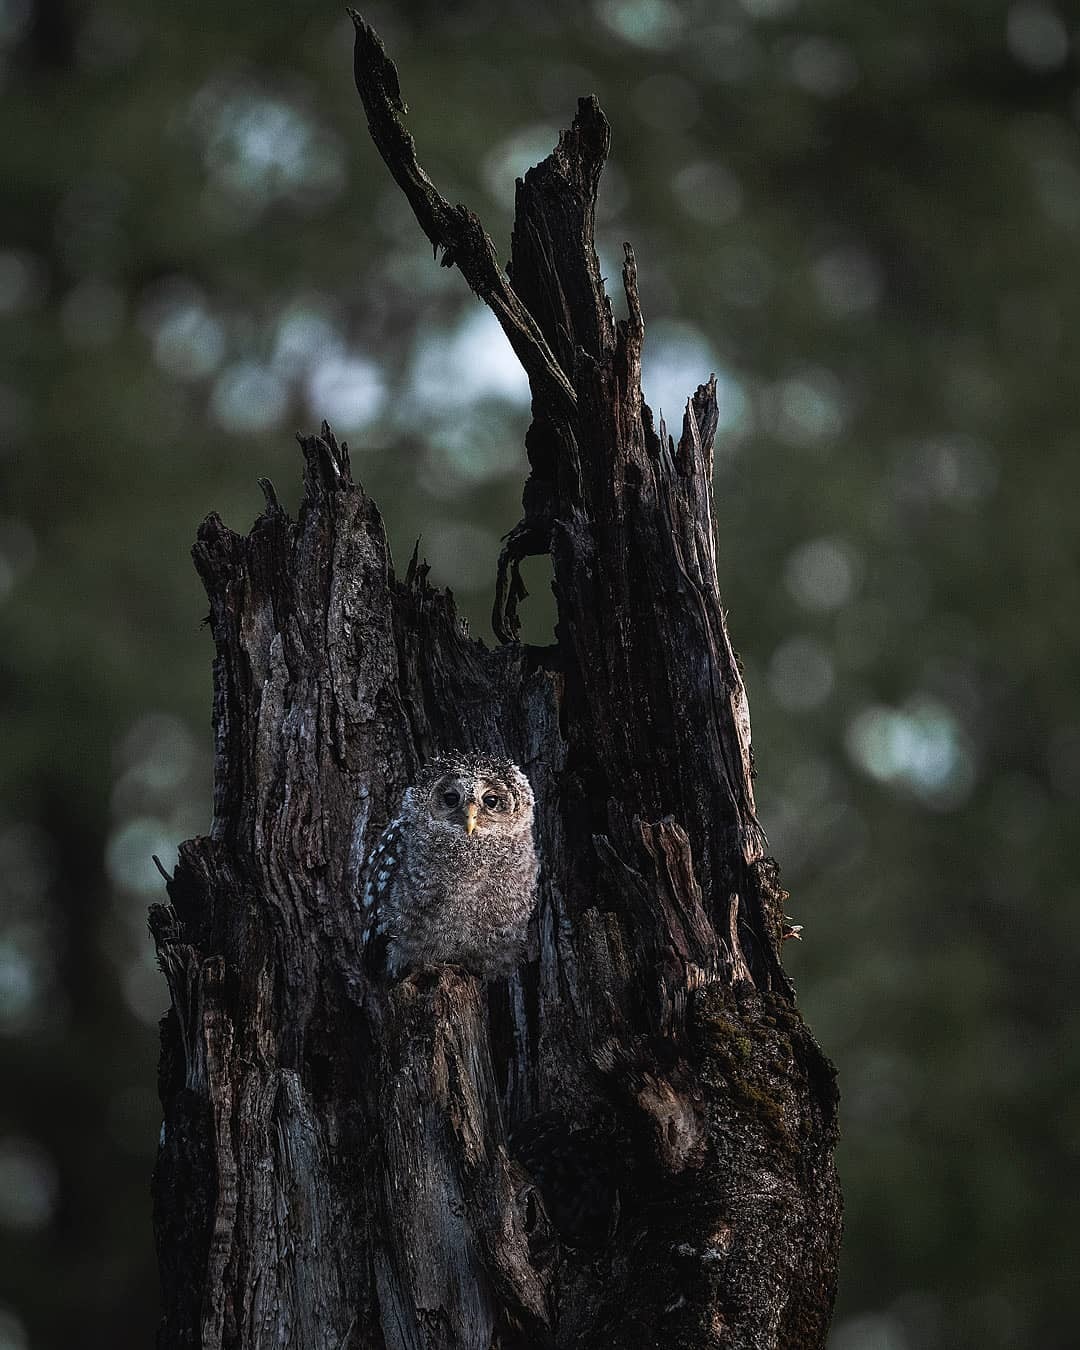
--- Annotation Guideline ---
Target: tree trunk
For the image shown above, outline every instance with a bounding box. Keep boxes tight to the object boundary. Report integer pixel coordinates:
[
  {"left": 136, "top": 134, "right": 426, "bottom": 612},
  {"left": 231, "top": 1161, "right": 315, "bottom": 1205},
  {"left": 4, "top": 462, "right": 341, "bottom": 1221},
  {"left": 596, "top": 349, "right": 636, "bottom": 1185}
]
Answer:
[{"left": 150, "top": 16, "right": 841, "bottom": 1349}]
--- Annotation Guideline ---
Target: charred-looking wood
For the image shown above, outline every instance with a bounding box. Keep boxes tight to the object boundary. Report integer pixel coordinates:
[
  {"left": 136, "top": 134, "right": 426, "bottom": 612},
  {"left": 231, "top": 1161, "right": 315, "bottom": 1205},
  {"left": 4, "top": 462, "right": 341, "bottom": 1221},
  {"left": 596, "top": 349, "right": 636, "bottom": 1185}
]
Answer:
[{"left": 150, "top": 15, "right": 841, "bottom": 1350}]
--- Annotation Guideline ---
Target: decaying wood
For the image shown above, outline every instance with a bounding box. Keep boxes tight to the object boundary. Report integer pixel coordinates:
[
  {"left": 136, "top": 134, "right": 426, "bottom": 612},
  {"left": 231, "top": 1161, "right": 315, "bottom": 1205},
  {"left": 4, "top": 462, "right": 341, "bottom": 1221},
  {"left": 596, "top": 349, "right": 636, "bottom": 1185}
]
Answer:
[{"left": 150, "top": 15, "right": 841, "bottom": 1349}]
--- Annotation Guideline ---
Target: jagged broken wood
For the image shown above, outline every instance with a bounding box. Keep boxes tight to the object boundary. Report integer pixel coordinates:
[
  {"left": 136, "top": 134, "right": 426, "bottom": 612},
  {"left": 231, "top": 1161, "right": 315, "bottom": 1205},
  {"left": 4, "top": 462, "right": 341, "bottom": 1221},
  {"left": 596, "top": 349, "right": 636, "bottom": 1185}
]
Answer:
[{"left": 150, "top": 15, "right": 842, "bottom": 1350}]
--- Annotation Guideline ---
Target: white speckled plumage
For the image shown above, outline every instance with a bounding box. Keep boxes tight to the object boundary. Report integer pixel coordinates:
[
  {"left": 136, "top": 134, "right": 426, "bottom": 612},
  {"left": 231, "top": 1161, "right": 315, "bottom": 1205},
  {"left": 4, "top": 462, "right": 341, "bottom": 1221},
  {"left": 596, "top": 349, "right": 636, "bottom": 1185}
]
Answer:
[{"left": 361, "top": 753, "right": 539, "bottom": 978}]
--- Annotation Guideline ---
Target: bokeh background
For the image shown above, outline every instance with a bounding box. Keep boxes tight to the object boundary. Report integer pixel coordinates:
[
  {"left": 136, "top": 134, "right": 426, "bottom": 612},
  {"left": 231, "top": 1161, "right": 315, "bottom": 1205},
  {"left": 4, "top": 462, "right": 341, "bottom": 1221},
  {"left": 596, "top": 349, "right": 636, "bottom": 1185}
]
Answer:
[{"left": 3, "top": 0, "right": 1079, "bottom": 1346}]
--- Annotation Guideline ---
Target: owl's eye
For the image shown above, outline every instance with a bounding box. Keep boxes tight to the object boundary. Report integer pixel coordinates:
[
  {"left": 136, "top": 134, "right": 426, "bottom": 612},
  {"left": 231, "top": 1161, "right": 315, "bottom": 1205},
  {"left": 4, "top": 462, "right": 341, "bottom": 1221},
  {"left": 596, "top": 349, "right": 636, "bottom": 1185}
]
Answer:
[
  {"left": 442, "top": 790, "right": 460, "bottom": 808},
  {"left": 482, "top": 793, "right": 500, "bottom": 810}
]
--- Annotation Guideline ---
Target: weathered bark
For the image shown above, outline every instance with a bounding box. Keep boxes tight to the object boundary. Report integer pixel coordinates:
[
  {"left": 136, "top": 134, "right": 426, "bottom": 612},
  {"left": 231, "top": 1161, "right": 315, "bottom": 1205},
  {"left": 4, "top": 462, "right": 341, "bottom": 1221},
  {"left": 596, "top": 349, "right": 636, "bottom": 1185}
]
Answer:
[{"left": 150, "top": 16, "right": 841, "bottom": 1349}]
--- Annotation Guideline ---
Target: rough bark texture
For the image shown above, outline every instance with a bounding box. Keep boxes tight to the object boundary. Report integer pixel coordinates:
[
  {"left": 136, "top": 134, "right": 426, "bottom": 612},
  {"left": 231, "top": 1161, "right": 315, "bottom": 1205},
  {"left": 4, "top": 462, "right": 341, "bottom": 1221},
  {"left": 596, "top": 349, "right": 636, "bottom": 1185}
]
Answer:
[{"left": 150, "top": 16, "right": 841, "bottom": 1349}]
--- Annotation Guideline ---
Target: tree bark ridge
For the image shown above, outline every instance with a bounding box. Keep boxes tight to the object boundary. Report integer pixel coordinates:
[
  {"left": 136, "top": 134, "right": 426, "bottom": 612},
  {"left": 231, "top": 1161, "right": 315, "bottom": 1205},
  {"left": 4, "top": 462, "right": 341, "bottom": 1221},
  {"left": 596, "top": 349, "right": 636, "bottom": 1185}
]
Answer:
[{"left": 150, "top": 19, "right": 842, "bottom": 1350}]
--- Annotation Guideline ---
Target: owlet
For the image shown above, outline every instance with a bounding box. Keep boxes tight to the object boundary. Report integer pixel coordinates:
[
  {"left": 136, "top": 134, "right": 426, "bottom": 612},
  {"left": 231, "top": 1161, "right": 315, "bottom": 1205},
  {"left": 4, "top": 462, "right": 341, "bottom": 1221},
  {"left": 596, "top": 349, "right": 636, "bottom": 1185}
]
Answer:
[{"left": 361, "top": 753, "right": 539, "bottom": 978}]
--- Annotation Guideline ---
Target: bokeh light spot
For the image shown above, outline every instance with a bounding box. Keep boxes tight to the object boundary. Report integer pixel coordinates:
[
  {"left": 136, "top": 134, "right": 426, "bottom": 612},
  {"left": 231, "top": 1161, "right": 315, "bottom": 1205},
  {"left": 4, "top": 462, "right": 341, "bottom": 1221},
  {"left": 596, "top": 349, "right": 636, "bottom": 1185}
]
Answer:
[
  {"left": 1006, "top": 3, "right": 1069, "bottom": 71},
  {"left": 306, "top": 355, "right": 386, "bottom": 430},
  {"left": 482, "top": 124, "right": 560, "bottom": 203},
  {"left": 0, "top": 941, "right": 37, "bottom": 1029},
  {"left": 421, "top": 408, "right": 526, "bottom": 491},
  {"left": 784, "top": 536, "right": 858, "bottom": 611},
  {"left": 0, "top": 826, "right": 55, "bottom": 1035},
  {"left": 812, "top": 247, "right": 883, "bottom": 317},
  {"left": 115, "top": 714, "right": 197, "bottom": 798},
  {"left": 846, "top": 698, "right": 975, "bottom": 807},
  {"left": 596, "top": 159, "right": 630, "bottom": 223},
  {"left": 0, "top": 1306, "right": 28, "bottom": 1350},
  {"left": 830, "top": 1309, "right": 911, "bottom": 1350},
  {"left": 0, "top": 1137, "right": 58, "bottom": 1232},
  {"left": 156, "top": 305, "right": 226, "bottom": 380},
  {"left": 140, "top": 279, "right": 226, "bottom": 381},
  {"left": 594, "top": 0, "right": 684, "bottom": 50},
  {"left": 105, "top": 817, "right": 178, "bottom": 894},
  {"left": 788, "top": 37, "right": 860, "bottom": 97},
  {"left": 0, "top": 250, "right": 46, "bottom": 315},
  {"left": 123, "top": 948, "right": 168, "bottom": 1026},
  {"left": 767, "top": 634, "right": 835, "bottom": 710},
  {"left": 272, "top": 303, "right": 344, "bottom": 376},
  {"left": 0, "top": 0, "right": 31, "bottom": 46},
  {"left": 770, "top": 368, "right": 846, "bottom": 447},
  {"left": 671, "top": 160, "right": 743, "bottom": 226},
  {"left": 189, "top": 79, "right": 346, "bottom": 215},
  {"left": 643, "top": 320, "right": 748, "bottom": 436},
  {"left": 211, "top": 362, "right": 289, "bottom": 435},
  {"left": 893, "top": 435, "right": 997, "bottom": 507},
  {"left": 408, "top": 308, "right": 530, "bottom": 411}
]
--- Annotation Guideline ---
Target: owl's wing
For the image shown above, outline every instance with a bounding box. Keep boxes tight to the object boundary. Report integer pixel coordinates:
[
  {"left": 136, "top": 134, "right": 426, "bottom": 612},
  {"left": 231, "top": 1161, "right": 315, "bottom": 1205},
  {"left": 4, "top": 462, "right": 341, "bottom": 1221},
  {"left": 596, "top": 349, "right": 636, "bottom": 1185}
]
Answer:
[{"left": 360, "top": 814, "right": 407, "bottom": 965}]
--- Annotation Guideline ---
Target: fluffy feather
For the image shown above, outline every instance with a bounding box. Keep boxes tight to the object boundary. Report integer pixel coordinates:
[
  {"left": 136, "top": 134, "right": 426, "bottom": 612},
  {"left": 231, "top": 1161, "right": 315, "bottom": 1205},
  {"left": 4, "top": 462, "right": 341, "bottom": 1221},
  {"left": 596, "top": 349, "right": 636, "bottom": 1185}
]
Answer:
[{"left": 362, "top": 753, "right": 539, "bottom": 978}]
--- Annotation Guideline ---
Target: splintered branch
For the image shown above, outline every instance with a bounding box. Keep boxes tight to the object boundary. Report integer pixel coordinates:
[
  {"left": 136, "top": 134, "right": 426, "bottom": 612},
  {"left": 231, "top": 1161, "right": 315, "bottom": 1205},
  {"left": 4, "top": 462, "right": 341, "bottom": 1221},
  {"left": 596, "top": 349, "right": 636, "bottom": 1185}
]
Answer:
[
  {"left": 149, "top": 19, "right": 842, "bottom": 1350},
  {"left": 348, "top": 10, "right": 578, "bottom": 419}
]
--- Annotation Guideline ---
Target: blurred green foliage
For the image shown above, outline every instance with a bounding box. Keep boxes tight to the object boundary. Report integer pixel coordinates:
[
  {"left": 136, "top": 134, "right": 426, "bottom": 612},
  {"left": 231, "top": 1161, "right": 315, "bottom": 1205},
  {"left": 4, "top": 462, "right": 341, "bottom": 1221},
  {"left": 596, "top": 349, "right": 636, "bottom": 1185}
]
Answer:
[{"left": 2, "top": 1, "right": 1079, "bottom": 1346}]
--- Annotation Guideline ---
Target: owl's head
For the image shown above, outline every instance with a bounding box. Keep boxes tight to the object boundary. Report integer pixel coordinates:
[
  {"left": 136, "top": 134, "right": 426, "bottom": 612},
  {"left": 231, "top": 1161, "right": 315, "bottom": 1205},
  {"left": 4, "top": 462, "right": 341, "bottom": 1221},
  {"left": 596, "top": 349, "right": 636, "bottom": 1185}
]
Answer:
[{"left": 412, "top": 752, "right": 534, "bottom": 839}]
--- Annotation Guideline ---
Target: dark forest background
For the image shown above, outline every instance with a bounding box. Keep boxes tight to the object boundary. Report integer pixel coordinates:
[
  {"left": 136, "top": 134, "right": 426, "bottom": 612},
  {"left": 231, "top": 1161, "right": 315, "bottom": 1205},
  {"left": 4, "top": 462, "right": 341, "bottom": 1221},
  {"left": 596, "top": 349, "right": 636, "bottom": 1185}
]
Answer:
[{"left": 2, "top": 1, "right": 1079, "bottom": 1347}]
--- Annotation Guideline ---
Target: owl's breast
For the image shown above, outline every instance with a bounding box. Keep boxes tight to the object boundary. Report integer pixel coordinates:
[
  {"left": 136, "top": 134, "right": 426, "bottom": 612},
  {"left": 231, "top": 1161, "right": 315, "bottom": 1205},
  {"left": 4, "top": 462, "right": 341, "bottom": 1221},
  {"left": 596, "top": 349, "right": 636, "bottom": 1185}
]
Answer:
[{"left": 381, "top": 823, "right": 538, "bottom": 976}]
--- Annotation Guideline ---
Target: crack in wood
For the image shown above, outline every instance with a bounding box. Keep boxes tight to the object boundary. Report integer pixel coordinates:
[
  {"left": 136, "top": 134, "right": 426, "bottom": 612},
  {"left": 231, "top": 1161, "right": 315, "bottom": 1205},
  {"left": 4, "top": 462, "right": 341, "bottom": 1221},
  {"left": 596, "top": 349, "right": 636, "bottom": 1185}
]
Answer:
[{"left": 150, "top": 18, "right": 842, "bottom": 1350}]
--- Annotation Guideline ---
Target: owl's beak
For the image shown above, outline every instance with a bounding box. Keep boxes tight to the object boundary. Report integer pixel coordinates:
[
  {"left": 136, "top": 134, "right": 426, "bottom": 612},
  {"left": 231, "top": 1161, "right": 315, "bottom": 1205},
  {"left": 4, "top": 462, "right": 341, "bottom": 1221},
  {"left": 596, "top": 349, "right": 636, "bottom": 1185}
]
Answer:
[{"left": 464, "top": 802, "right": 479, "bottom": 835}]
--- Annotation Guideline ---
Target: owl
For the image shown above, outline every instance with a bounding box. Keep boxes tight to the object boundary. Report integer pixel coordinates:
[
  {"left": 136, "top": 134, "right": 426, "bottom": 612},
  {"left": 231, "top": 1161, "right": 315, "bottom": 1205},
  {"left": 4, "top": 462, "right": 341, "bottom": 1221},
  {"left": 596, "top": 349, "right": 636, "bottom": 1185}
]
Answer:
[{"left": 361, "top": 753, "right": 539, "bottom": 978}]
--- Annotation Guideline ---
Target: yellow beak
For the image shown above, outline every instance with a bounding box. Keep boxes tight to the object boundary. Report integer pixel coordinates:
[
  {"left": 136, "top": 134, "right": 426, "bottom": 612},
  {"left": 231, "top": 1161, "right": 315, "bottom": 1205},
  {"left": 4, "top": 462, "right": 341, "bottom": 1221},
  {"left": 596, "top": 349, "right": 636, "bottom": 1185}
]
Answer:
[{"left": 464, "top": 802, "right": 478, "bottom": 835}]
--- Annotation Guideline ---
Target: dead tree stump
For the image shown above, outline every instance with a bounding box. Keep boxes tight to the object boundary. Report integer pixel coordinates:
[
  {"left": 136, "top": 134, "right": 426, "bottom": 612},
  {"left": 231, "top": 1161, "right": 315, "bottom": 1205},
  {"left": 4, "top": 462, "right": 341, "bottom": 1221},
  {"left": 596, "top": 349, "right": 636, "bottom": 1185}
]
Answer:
[{"left": 150, "top": 16, "right": 841, "bottom": 1349}]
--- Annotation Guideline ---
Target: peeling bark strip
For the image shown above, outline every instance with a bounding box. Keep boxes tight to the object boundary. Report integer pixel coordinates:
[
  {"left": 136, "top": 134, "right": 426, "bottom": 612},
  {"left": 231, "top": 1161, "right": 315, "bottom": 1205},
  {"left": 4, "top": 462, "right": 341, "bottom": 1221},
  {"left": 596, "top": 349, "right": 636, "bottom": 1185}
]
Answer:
[{"left": 150, "top": 17, "right": 841, "bottom": 1350}]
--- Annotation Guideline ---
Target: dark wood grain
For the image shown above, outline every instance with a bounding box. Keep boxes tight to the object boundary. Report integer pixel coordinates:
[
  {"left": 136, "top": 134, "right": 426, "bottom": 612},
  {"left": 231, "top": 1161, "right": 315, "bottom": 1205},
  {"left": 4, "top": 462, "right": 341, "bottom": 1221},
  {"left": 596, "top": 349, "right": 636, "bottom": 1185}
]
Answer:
[{"left": 150, "top": 17, "right": 841, "bottom": 1348}]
